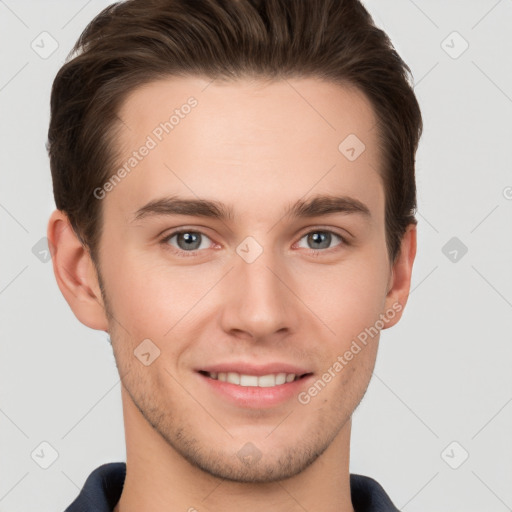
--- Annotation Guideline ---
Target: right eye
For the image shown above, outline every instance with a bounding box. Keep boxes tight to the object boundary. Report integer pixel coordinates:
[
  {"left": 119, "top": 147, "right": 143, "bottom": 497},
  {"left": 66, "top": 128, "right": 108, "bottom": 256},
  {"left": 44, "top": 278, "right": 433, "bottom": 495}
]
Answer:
[{"left": 160, "top": 230, "right": 214, "bottom": 256}]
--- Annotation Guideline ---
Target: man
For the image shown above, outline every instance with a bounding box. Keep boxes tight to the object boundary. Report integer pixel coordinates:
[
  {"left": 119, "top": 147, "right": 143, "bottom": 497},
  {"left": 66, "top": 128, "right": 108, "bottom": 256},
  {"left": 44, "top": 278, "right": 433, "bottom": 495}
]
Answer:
[{"left": 47, "top": 0, "right": 422, "bottom": 510}]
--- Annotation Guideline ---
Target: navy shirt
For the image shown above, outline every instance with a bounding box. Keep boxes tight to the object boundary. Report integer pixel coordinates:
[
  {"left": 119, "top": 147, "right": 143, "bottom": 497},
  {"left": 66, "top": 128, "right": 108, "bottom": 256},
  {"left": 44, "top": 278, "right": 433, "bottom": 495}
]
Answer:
[{"left": 64, "top": 462, "right": 401, "bottom": 511}]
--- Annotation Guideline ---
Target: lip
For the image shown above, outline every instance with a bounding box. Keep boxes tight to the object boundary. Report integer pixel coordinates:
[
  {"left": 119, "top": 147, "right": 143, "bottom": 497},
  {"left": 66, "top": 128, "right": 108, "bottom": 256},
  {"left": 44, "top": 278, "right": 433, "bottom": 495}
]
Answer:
[
  {"left": 197, "top": 362, "right": 311, "bottom": 377},
  {"left": 196, "top": 363, "right": 314, "bottom": 409}
]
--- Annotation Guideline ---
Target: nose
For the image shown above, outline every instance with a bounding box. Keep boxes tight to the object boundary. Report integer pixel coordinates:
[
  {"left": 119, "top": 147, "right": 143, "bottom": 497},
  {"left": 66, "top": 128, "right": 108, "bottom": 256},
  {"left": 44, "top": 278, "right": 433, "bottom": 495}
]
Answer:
[{"left": 218, "top": 244, "right": 301, "bottom": 342}]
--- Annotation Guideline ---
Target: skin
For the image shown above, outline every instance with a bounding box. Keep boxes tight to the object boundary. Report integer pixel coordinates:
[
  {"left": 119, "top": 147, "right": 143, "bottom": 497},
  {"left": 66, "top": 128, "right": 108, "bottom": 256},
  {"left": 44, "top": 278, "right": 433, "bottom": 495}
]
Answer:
[{"left": 48, "top": 76, "right": 416, "bottom": 512}]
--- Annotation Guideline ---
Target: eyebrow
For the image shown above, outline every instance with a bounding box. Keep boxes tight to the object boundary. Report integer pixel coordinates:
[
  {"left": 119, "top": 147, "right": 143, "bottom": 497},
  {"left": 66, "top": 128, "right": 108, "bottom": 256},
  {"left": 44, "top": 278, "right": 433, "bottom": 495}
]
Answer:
[{"left": 131, "top": 194, "right": 371, "bottom": 223}]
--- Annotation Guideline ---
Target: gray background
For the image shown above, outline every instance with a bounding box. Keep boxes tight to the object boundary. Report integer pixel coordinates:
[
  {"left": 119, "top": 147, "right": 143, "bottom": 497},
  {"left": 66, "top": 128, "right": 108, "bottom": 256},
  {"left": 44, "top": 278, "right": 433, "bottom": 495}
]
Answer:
[{"left": 1, "top": 0, "right": 511, "bottom": 510}]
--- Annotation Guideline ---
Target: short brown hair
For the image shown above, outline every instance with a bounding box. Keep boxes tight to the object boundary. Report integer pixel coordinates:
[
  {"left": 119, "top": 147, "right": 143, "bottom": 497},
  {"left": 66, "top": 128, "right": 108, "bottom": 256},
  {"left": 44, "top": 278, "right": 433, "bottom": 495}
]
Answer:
[{"left": 47, "top": 0, "right": 422, "bottom": 266}]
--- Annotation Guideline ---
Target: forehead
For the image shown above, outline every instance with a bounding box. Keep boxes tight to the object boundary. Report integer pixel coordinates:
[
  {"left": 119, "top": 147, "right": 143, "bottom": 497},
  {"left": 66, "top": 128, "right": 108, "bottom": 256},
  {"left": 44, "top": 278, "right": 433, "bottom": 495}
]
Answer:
[{"left": 110, "top": 76, "right": 384, "bottom": 224}]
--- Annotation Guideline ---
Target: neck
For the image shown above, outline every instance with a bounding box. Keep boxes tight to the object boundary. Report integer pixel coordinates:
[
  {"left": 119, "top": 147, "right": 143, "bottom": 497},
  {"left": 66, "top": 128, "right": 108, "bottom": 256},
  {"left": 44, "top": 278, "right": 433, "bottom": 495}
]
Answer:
[{"left": 114, "top": 386, "right": 355, "bottom": 512}]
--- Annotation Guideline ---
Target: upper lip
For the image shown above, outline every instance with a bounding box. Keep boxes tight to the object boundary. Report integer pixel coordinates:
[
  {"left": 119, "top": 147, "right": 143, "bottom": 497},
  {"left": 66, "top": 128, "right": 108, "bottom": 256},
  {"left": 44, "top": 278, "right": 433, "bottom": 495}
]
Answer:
[{"left": 197, "top": 362, "right": 312, "bottom": 377}]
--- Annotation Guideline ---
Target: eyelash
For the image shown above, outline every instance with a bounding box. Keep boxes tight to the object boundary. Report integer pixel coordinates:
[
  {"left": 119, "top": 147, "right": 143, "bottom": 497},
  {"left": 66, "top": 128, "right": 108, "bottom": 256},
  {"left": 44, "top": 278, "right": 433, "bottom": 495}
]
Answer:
[{"left": 159, "top": 228, "right": 349, "bottom": 258}]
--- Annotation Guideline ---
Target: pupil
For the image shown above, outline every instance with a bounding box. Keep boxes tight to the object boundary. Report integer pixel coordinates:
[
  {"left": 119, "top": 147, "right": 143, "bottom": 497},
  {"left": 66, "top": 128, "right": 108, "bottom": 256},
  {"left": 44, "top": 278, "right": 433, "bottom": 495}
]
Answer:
[
  {"left": 178, "top": 232, "right": 200, "bottom": 250},
  {"left": 309, "top": 232, "right": 330, "bottom": 249}
]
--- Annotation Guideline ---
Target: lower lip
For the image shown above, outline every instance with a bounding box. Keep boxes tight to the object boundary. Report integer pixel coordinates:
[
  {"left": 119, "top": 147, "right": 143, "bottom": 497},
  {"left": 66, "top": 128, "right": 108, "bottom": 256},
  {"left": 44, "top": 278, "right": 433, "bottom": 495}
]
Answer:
[{"left": 197, "top": 372, "right": 314, "bottom": 408}]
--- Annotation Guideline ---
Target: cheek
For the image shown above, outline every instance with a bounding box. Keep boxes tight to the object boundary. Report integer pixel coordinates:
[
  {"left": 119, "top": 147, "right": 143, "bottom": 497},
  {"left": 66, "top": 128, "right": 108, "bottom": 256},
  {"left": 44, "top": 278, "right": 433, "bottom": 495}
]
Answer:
[
  {"left": 301, "top": 253, "right": 389, "bottom": 342},
  {"left": 102, "top": 250, "right": 220, "bottom": 342}
]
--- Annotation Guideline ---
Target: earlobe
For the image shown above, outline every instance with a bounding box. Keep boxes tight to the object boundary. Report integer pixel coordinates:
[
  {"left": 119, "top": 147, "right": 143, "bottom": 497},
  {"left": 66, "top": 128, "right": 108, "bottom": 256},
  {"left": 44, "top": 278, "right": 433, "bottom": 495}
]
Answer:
[
  {"left": 47, "top": 210, "right": 109, "bottom": 331},
  {"left": 382, "top": 223, "right": 417, "bottom": 329}
]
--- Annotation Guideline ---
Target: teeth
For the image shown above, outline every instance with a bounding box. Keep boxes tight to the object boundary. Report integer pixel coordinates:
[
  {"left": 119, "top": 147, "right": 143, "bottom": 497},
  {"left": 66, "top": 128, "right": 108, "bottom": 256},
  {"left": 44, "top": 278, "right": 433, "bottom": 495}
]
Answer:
[
  {"left": 258, "top": 374, "right": 276, "bottom": 387},
  {"left": 240, "top": 374, "right": 259, "bottom": 386},
  {"left": 207, "top": 371, "right": 299, "bottom": 387},
  {"left": 226, "top": 372, "right": 240, "bottom": 385},
  {"left": 275, "top": 373, "right": 286, "bottom": 385}
]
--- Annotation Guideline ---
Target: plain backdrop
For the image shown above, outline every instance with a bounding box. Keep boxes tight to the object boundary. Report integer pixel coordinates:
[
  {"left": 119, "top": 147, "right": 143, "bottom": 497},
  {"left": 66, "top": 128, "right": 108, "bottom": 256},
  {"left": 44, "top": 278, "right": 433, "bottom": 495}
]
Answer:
[{"left": 1, "top": 1, "right": 511, "bottom": 510}]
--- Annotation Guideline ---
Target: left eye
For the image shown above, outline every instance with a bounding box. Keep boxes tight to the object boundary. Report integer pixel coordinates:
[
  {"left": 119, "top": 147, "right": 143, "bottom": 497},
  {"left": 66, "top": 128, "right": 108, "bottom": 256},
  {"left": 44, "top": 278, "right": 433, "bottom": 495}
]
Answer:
[{"left": 296, "top": 230, "right": 344, "bottom": 251}]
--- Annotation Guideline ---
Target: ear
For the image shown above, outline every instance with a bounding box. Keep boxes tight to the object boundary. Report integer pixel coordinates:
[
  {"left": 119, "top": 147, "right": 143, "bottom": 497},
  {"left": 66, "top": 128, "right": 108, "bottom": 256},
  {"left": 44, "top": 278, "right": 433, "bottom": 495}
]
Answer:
[
  {"left": 382, "top": 223, "right": 417, "bottom": 329},
  {"left": 47, "top": 209, "right": 109, "bottom": 331}
]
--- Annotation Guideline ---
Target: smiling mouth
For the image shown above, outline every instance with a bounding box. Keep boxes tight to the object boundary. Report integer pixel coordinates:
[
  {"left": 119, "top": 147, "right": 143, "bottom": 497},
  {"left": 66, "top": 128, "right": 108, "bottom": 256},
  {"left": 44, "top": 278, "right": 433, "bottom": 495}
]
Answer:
[{"left": 199, "top": 370, "right": 312, "bottom": 388}]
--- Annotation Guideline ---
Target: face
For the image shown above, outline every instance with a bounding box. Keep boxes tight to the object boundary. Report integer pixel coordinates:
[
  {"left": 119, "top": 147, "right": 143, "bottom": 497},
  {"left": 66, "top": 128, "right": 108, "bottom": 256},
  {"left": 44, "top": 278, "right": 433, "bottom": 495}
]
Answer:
[{"left": 93, "top": 76, "right": 399, "bottom": 482}]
